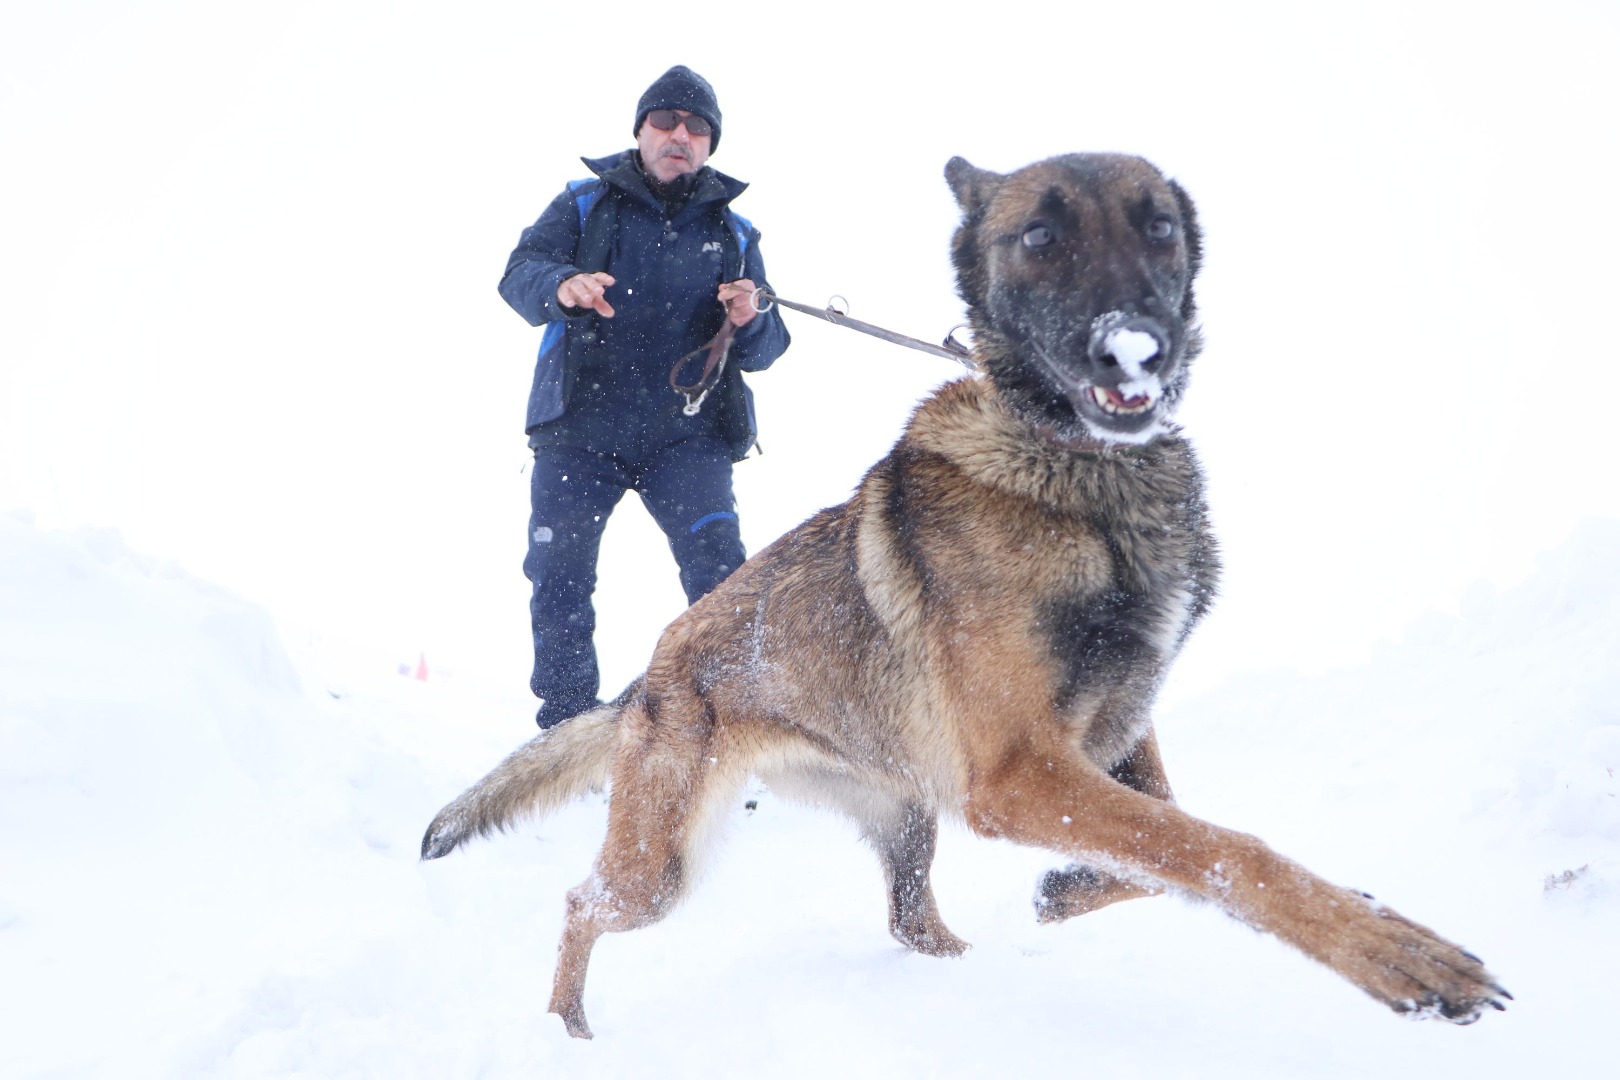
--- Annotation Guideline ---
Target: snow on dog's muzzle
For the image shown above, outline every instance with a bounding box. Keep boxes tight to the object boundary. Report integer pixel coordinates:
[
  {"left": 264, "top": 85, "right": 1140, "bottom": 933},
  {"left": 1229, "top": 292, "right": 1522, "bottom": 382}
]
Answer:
[
  {"left": 1084, "top": 314, "right": 1172, "bottom": 411},
  {"left": 1088, "top": 314, "right": 1170, "bottom": 378}
]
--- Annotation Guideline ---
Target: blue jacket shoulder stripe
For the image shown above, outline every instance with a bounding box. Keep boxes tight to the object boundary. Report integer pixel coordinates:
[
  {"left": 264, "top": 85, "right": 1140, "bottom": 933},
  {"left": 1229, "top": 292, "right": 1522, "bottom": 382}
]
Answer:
[
  {"left": 729, "top": 211, "right": 753, "bottom": 259},
  {"left": 567, "top": 177, "right": 603, "bottom": 224}
]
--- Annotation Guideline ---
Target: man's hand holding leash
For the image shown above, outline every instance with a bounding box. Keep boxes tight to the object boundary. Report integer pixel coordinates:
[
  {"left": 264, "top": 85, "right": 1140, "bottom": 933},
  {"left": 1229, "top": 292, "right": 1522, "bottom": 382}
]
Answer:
[{"left": 718, "top": 278, "right": 760, "bottom": 328}]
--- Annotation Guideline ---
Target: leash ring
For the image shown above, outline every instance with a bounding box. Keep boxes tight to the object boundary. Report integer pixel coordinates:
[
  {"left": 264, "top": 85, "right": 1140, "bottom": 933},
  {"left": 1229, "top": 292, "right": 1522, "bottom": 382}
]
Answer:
[{"left": 749, "top": 287, "right": 774, "bottom": 314}]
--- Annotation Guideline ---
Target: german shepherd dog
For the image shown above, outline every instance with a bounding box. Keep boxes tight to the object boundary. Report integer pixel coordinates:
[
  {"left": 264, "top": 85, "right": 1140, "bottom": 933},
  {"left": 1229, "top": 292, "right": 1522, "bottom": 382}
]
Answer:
[{"left": 423, "top": 153, "right": 1507, "bottom": 1038}]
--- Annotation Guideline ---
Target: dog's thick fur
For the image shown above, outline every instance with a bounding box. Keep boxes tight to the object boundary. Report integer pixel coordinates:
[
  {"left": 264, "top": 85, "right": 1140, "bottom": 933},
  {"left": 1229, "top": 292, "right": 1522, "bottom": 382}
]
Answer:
[{"left": 423, "top": 153, "right": 1506, "bottom": 1038}]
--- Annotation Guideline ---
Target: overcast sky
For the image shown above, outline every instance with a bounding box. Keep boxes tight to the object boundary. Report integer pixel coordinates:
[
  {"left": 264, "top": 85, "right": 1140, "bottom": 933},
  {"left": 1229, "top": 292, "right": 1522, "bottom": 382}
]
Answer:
[{"left": 4, "top": 0, "right": 1616, "bottom": 701}]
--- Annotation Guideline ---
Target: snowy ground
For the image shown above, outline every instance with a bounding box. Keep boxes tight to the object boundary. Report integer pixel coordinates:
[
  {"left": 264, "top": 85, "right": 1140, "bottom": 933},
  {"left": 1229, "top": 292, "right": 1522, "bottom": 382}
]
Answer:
[{"left": 3, "top": 509, "right": 1615, "bottom": 1078}]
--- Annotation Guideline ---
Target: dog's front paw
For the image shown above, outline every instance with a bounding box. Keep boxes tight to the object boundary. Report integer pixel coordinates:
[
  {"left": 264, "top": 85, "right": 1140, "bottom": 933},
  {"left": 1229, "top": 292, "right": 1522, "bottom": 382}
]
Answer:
[
  {"left": 1325, "top": 891, "right": 1510, "bottom": 1024},
  {"left": 1034, "top": 864, "right": 1161, "bottom": 924}
]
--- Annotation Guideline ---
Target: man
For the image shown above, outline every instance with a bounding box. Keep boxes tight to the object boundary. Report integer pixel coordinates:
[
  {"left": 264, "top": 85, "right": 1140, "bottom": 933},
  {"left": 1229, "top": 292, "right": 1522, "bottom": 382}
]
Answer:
[{"left": 498, "top": 65, "right": 791, "bottom": 728}]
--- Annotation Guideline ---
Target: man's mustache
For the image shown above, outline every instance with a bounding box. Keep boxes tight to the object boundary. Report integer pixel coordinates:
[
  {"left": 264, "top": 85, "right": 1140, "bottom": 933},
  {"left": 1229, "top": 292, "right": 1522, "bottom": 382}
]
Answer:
[{"left": 658, "top": 145, "right": 692, "bottom": 161}]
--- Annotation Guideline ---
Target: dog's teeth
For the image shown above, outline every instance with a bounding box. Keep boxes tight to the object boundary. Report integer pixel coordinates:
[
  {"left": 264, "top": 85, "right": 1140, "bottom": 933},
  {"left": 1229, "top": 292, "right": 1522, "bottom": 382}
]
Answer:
[{"left": 1088, "top": 385, "right": 1158, "bottom": 415}]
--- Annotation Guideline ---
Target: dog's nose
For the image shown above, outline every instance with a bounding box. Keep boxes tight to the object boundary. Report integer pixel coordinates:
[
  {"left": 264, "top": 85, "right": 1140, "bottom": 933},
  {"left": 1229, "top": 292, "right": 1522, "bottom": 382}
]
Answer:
[{"left": 1089, "top": 316, "right": 1169, "bottom": 374}]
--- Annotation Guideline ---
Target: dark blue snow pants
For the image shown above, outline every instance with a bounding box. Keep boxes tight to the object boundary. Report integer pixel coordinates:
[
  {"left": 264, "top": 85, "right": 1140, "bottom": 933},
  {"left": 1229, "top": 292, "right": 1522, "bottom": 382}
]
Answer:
[{"left": 524, "top": 430, "right": 745, "bottom": 728}]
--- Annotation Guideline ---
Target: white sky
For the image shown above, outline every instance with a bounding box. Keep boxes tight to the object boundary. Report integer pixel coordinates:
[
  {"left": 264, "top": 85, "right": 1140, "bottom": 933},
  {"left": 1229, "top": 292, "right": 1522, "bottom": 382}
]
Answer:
[{"left": 3, "top": 0, "right": 1617, "bottom": 702}]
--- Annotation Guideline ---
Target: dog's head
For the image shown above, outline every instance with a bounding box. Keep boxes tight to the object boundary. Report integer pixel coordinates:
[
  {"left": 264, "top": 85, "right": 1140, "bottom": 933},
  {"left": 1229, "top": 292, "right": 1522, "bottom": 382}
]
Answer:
[{"left": 947, "top": 153, "right": 1203, "bottom": 446}]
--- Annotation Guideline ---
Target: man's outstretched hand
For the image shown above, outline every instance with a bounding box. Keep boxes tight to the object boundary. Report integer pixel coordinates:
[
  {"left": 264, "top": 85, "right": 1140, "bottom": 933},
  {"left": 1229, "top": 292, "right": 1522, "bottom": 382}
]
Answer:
[{"left": 557, "top": 272, "right": 616, "bottom": 317}]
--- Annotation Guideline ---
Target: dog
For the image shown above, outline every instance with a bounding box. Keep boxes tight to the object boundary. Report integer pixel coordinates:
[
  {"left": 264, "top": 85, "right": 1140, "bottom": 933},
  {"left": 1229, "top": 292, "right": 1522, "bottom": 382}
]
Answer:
[{"left": 422, "top": 152, "right": 1507, "bottom": 1039}]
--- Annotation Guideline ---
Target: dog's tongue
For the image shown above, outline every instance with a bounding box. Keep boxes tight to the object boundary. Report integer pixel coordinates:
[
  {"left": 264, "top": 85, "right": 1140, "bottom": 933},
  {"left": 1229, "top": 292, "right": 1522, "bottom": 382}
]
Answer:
[{"left": 1102, "top": 387, "right": 1150, "bottom": 409}]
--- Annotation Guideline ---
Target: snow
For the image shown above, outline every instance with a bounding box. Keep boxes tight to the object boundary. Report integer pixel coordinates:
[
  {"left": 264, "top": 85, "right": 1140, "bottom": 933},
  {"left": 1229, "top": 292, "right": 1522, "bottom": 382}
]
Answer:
[
  {"left": 3, "top": 511, "right": 1616, "bottom": 1077},
  {"left": 1105, "top": 328, "right": 1162, "bottom": 369}
]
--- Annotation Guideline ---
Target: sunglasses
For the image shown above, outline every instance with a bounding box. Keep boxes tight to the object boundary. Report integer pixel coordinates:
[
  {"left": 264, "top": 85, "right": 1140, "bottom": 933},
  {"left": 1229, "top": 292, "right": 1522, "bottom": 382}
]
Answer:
[{"left": 645, "top": 109, "right": 712, "bottom": 137}]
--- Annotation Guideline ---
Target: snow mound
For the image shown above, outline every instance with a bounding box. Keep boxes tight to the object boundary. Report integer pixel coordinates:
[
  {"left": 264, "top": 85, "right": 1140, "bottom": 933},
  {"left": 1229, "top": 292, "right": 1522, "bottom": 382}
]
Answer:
[{"left": 3, "top": 513, "right": 1617, "bottom": 1076}]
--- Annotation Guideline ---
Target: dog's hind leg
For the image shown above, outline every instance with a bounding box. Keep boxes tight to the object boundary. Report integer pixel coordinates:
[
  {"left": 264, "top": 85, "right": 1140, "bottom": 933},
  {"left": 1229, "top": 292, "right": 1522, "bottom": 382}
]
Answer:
[
  {"left": 1036, "top": 729, "right": 1170, "bottom": 923},
  {"left": 764, "top": 766, "right": 969, "bottom": 956},
  {"left": 867, "top": 802, "right": 969, "bottom": 956},
  {"left": 548, "top": 691, "right": 739, "bottom": 1039}
]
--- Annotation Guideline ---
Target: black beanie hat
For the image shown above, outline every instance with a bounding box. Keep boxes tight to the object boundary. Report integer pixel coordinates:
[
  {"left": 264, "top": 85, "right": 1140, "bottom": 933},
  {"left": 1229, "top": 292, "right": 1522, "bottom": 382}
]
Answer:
[{"left": 634, "top": 65, "right": 722, "bottom": 152}]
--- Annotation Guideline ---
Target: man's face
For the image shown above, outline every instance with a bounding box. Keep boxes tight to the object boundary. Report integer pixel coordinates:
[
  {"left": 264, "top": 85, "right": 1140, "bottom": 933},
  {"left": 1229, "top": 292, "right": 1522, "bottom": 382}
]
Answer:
[{"left": 637, "top": 109, "right": 711, "bottom": 184}]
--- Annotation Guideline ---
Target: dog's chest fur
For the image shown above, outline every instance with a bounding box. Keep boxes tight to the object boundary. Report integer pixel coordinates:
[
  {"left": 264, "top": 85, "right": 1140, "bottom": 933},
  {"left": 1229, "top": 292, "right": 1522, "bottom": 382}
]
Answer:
[{"left": 880, "top": 379, "right": 1217, "bottom": 749}]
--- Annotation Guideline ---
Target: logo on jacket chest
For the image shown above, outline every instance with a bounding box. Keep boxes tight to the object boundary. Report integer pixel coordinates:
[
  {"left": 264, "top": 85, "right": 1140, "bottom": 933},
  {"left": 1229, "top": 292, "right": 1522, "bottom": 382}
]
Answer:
[{"left": 701, "top": 241, "right": 724, "bottom": 254}]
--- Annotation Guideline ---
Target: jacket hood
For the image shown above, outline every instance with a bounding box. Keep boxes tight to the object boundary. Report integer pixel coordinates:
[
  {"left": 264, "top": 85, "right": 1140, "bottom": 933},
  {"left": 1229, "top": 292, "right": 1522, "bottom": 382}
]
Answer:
[{"left": 582, "top": 150, "right": 748, "bottom": 212}]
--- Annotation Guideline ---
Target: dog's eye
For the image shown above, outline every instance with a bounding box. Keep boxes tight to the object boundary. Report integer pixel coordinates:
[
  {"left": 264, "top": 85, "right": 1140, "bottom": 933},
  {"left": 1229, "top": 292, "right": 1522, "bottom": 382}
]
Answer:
[
  {"left": 1146, "top": 216, "right": 1176, "bottom": 241},
  {"left": 1022, "top": 224, "right": 1055, "bottom": 249}
]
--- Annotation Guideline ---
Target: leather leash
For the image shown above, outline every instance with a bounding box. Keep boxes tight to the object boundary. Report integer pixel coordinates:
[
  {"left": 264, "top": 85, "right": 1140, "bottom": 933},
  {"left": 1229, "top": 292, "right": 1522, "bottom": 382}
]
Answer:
[
  {"left": 753, "top": 289, "right": 973, "bottom": 368},
  {"left": 669, "top": 321, "right": 738, "bottom": 416},
  {"left": 670, "top": 289, "right": 973, "bottom": 416}
]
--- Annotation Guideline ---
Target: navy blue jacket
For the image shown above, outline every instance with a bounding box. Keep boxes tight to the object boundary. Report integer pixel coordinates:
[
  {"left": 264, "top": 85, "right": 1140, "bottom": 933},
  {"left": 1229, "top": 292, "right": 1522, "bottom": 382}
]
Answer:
[{"left": 499, "top": 151, "right": 790, "bottom": 459}]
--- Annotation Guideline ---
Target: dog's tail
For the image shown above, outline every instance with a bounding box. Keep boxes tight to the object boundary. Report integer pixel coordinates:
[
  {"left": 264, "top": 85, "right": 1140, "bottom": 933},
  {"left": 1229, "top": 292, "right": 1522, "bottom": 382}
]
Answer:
[{"left": 420, "top": 700, "right": 621, "bottom": 861}]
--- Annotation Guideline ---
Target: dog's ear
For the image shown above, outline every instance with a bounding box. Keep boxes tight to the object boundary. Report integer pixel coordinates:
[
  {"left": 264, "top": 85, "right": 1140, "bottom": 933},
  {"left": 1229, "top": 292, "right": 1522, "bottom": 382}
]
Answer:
[
  {"left": 1168, "top": 179, "right": 1203, "bottom": 322},
  {"left": 1168, "top": 179, "right": 1203, "bottom": 277},
  {"left": 945, "top": 157, "right": 1003, "bottom": 215},
  {"left": 1172, "top": 177, "right": 1198, "bottom": 286}
]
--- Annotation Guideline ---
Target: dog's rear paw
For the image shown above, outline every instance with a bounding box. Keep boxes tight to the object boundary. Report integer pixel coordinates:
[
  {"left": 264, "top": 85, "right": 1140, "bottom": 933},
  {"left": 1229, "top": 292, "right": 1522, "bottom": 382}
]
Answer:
[
  {"left": 891, "top": 913, "right": 970, "bottom": 957},
  {"left": 549, "top": 999, "right": 594, "bottom": 1040},
  {"left": 1035, "top": 864, "right": 1161, "bottom": 924},
  {"left": 1328, "top": 892, "right": 1510, "bottom": 1024}
]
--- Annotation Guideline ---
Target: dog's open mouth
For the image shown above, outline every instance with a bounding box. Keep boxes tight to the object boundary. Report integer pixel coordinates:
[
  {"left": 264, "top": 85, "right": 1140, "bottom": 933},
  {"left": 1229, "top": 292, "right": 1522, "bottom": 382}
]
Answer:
[
  {"left": 1071, "top": 374, "right": 1169, "bottom": 444},
  {"left": 1028, "top": 340, "right": 1170, "bottom": 442},
  {"left": 1089, "top": 385, "right": 1156, "bottom": 415}
]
